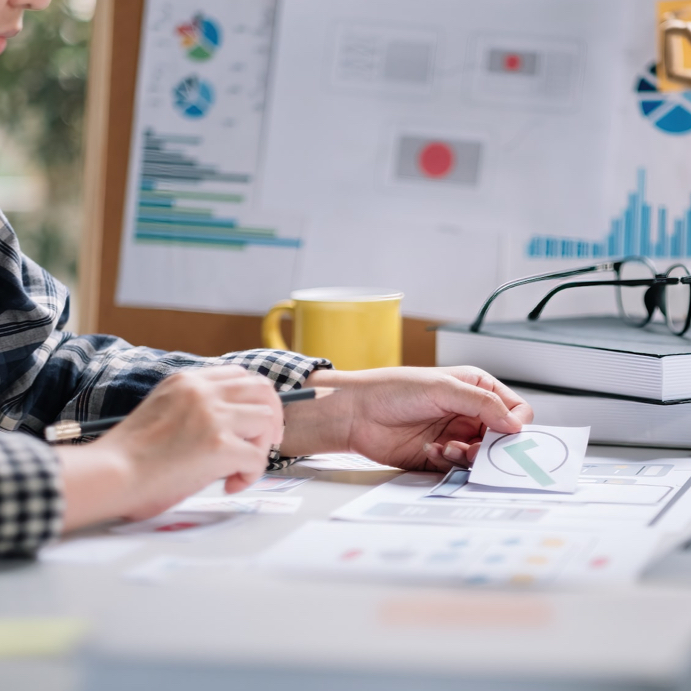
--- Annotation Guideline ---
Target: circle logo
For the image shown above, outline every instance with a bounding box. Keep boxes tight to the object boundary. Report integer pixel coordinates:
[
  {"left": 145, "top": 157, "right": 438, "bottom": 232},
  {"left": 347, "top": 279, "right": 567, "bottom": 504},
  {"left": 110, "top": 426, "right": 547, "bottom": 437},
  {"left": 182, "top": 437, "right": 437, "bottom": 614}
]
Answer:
[
  {"left": 418, "top": 142, "right": 455, "bottom": 178},
  {"left": 636, "top": 62, "right": 691, "bottom": 135},
  {"left": 176, "top": 14, "right": 223, "bottom": 62},
  {"left": 173, "top": 75, "right": 215, "bottom": 119},
  {"left": 488, "top": 431, "right": 568, "bottom": 478}
]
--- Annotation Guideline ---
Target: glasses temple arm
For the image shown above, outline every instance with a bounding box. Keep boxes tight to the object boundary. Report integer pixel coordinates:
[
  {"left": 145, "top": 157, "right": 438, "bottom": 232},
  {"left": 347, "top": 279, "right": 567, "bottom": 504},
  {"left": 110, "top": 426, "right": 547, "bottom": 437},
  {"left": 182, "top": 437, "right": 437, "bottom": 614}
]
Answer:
[
  {"left": 527, "top": 278, "right": 673, "bottom": 321},
  {"left": 468, "top": 264, "right": 612, "bottom": 333}
]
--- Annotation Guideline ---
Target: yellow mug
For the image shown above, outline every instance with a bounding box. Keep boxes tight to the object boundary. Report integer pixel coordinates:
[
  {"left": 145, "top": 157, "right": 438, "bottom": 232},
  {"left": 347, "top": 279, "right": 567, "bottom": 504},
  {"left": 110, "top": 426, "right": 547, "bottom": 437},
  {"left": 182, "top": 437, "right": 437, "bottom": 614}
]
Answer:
[{"left": 262, "top": 287, "right": 403, "bottom": 370}]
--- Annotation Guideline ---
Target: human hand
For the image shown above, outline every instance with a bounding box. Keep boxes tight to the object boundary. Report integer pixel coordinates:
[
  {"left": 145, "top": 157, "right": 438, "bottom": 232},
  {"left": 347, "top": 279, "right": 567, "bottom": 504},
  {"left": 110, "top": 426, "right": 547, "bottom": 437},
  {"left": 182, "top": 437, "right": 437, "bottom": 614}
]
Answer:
[
  {"left": 60, "top": 366, "right": 283, "bottom": 527},
  {"left": 281, "top": 366, "right": 533, "bottom": 473}
]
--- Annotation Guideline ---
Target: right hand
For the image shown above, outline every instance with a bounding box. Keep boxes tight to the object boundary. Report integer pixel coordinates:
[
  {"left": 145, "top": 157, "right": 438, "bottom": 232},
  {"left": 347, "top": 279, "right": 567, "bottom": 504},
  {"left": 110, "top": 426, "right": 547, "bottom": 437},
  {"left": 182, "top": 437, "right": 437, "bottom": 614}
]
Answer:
[{"left": 93, "top": 366, "right": 283, "bottom": 520}]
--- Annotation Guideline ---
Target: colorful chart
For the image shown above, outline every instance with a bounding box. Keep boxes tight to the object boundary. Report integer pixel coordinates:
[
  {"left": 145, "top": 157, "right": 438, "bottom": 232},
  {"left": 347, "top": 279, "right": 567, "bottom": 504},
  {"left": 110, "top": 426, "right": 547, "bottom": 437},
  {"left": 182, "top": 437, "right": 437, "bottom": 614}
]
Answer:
[
  {"left": 176, "top": 13, "right": 223, "bottom": 62},
  {"left": 637, "top": 62, "right": 691, "bottom": 135},
  {"left": 173, "top": 75, "right": 215, "bottom": 119},
  {"left": 527, "top": 169, "right": 691, "bottom": 260},
  {"left": 134, "top": 129, "right": 301, "bottom": 250}
]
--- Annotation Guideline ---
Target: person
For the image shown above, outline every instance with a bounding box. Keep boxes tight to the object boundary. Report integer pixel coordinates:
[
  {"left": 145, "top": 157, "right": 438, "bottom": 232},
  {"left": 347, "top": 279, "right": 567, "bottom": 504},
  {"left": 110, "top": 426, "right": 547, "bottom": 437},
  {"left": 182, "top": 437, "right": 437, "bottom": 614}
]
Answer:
[{"left": 0, "top": 0, "right": 533, "bottom": 557}]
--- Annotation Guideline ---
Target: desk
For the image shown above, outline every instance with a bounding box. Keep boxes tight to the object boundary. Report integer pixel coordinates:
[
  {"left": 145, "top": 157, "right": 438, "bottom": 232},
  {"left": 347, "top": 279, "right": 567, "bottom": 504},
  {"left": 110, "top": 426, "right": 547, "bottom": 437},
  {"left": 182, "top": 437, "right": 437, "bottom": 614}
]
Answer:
[{"left": 4, "top": 445, "right": 691, "bottom": 691}]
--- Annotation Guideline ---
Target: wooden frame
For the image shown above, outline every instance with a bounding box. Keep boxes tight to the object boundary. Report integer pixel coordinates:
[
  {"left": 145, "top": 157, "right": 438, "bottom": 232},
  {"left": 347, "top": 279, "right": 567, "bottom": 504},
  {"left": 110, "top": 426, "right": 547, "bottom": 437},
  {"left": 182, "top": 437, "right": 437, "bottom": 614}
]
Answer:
[{"left": 80, "top": 0, "right": 437, "bottom": 365}]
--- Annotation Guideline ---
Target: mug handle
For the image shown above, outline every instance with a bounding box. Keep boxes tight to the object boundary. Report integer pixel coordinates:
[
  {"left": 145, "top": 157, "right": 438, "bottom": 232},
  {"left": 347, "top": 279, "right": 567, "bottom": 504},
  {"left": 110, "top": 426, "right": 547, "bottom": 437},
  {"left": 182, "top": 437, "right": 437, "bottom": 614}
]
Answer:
[{"left": 262, "top": 300, "right": 295, "bottom": 350}]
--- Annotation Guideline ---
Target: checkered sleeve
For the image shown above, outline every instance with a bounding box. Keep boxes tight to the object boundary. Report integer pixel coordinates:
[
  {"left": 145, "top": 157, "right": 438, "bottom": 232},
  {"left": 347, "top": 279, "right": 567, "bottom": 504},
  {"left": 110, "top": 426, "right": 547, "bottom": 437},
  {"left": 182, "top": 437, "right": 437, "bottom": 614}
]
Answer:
[
  {"left": 0, "top": 209, "right": 333, "bottom": 555},
  {"left": 0, "top": 433, "right": 63, "bottom": 556},
  {"left": 13, "top": 340, "right": 332, "bottom": 472}
]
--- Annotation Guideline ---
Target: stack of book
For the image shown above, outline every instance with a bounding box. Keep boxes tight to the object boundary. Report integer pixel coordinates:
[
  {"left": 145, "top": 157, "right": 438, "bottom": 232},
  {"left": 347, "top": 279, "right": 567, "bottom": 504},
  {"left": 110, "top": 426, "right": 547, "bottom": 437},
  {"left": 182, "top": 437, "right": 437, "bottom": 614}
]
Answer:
[{"left": 436, "top": 316, "right": 691, "bottom": 448}]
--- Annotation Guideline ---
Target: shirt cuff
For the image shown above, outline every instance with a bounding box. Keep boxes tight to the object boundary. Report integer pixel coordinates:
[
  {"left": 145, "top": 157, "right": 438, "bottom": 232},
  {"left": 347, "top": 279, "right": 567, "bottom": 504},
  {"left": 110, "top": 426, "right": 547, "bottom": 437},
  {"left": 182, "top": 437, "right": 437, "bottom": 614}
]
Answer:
[
  {"left": 225, "top": 349, "right": 332, "bottom": 470},
  {"left": 0, "top": 432, "right": 64, "bottom": 557}
]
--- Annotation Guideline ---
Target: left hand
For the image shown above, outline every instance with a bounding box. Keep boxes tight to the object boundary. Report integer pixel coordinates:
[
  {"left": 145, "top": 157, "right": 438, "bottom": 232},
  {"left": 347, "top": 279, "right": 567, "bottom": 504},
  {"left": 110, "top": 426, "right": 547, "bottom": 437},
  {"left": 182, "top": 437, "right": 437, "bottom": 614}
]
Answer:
[{"left": 280, "top": 366, "right": 533, "bottom": 473}]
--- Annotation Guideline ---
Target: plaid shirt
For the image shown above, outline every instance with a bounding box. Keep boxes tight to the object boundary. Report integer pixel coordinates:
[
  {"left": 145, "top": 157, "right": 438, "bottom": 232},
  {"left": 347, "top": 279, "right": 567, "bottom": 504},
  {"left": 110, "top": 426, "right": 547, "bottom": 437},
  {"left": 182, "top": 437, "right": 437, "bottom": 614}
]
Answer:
[{"left": 0, "top": 211, "right": 330, "bottom": 556}]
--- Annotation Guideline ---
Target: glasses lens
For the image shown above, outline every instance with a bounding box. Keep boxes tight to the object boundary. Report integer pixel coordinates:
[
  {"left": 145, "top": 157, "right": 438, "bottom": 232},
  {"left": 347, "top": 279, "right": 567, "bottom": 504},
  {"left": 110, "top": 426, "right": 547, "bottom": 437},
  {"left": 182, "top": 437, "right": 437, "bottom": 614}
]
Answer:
[
  {"left": 617, "top": 258, "right": 656, "bottom": 325},
  {"left": 665, "top": 264, "right": 691, "bottom": 335}
]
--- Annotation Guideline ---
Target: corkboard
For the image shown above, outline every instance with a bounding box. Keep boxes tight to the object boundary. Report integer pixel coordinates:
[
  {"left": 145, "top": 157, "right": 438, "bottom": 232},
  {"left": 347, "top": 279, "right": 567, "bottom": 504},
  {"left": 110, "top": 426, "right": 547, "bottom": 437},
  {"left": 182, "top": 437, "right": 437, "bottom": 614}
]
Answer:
[{"left": 80, "top": 0, "right": 437, "bottom": 365}]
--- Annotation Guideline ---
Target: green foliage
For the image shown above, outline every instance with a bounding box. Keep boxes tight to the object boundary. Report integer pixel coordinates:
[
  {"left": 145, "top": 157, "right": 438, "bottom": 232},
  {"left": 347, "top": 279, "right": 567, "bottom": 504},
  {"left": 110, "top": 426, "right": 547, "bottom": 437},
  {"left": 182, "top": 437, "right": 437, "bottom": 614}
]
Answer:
[{"left": 0, "top": 0, "right": 91, "bottom": 282}]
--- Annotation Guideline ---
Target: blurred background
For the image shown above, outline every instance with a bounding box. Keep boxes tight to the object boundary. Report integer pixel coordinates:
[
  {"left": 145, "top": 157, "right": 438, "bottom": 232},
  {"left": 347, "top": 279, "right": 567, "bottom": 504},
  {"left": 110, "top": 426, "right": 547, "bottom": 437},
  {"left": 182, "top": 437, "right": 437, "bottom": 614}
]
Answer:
[{"left": 0, "top": 0, "right": 94, "bottom": 328}]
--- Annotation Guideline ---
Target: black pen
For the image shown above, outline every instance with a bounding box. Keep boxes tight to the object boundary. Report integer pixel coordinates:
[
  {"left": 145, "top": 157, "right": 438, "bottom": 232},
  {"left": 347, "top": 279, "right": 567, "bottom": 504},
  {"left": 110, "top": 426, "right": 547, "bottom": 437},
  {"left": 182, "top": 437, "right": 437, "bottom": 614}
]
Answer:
[{"left": 44, "top": 386, "right": 339, "bottom": 442}]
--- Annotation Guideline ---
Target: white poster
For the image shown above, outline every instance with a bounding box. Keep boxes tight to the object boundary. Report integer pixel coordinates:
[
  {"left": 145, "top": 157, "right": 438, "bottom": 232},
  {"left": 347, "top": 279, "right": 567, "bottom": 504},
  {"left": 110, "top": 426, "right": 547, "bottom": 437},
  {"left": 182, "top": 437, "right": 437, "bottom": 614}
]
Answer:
[
  {"left": 117, "top": 0, "right": 691, "bottom": 321},
  {"left": 116, "top": 0, "right": 303, "bottom": 314}
]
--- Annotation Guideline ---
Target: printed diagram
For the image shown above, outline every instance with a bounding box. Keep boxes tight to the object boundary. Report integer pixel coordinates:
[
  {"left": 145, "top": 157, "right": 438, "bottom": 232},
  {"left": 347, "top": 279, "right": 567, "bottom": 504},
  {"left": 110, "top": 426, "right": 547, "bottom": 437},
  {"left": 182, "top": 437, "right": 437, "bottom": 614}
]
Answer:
[
  {"left": 469, "top": 425, "right": 589, "bottom": 493},
  {"left": 173, "top": 75, "right": 215, "bottom": 118},
  {"left": 176, "top": 13, "right": 223, "bottom": 61},
  {"left": 465, "top": 33, "right": 585, "bottom": 110},
  {"left": 331, "top": 23, "right": 437, "bottom": 93},
  {"left": 488, "top": 431, "right": 569, "bottom": 488},
  {"left": 394, "top": 135, "right": 483, "bottom": 187},
  {"left": 636, "top": 62, "right": 691, "bottom": 135}
]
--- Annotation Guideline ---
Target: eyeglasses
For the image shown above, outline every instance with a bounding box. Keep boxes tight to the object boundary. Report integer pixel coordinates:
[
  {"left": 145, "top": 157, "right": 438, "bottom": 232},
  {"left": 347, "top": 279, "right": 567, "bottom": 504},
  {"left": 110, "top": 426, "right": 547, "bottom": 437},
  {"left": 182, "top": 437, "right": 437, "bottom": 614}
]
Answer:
[{"left": 469, "top": 256, "right": 691, "bottom": 335}]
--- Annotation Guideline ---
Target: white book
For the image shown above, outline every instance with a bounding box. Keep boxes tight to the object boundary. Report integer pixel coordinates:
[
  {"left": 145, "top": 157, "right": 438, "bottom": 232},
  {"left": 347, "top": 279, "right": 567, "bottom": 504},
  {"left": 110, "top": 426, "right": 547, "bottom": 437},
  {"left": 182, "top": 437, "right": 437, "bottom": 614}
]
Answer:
[
  {"left": 436, "top": 316, "right": 691, "bottom": 402},
  {"left": 514, "top": 385, "right": 691, "bottom": 448}
]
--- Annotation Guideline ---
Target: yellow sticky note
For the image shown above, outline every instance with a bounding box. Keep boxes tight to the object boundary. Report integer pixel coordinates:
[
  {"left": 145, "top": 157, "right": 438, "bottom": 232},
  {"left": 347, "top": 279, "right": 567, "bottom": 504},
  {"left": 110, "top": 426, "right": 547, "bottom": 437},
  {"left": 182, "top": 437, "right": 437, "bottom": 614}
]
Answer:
[
  {"left": 0, "top": 618, "right": 88, "bottom": 658},
  {"left": 658, "top": 1, "right": 691, "bottom": 92}
]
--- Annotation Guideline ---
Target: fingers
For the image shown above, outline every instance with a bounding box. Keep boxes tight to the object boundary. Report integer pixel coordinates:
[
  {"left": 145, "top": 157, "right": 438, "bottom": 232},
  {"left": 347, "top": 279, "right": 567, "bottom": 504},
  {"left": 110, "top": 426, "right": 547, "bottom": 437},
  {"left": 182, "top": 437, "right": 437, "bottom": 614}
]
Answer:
[
  {"left": 433, "top": 369, "right": 533, "bottom": 433},
  {"left": 221, "top": 438, "right": 268, "bottom": 494},
  {"left": 224, "top": 403, "right": 277, "bottom": 441},
  {"left": 168, "top": 367, "right": 284, "bottom": 446},
  {"left": 423, "top": 440, "right": 474, "bottom": 468},
  {"left": 471, "top": 371, "right": 533, "bottom": 422},
  {"left": 429, "top": 378, "right": 520, "bottom": 434}
]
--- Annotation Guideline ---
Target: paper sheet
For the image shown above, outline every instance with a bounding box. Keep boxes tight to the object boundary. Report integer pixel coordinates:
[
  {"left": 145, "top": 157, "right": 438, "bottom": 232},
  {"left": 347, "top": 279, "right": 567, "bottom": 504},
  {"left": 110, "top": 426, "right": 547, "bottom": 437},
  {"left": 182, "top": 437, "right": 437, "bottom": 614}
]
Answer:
[
  {"left": 296, "top": 453, "right": 400, "bottom": 472},
  {"left": 469, "top": 425, "right": 590, "bottom": 493},
  {"left": 173, "top": 495, "right": 302, "bottom": 514},
  {"left": 116, "top": 0, "right": 303, "bottom": 314},
  {"left": 256, "top": 520, "right": 658, "bottom": 587},
  {"left": 110, "top": 511, "right": 245, "bottom": 540},
  {"left": 332, "top": 457, "right": 691, "bottom": 534},
  {"left": 248, "top": 475, "right": 312, "bottom": 493},
  {"left": 40, "top": 537, "right": 145, "bottom": 564},
  {"left": 124, "top": 555, "right": 245, "bottom": 585}
]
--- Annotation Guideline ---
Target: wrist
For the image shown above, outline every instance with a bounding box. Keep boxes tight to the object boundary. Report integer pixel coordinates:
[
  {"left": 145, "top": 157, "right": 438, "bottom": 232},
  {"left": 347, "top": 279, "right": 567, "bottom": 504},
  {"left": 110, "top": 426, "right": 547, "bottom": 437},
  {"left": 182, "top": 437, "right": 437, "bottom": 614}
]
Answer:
[
  {"left": 58, "top": 443, "right": 135, "bottom": 532},
  {"left": 279, "top": 368, "right": 356, "bottom": 457}
]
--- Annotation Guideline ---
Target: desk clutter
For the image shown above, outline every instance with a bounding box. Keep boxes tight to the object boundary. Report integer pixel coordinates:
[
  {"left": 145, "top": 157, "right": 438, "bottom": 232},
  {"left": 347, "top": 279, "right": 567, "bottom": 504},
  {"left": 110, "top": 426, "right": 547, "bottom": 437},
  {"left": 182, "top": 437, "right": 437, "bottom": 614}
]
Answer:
[
  {"left": 437, "top": 315, "right": 691, "bottom": 448},
  {"left": 38, "top": 446, "right": 691, "bottom": 590}
]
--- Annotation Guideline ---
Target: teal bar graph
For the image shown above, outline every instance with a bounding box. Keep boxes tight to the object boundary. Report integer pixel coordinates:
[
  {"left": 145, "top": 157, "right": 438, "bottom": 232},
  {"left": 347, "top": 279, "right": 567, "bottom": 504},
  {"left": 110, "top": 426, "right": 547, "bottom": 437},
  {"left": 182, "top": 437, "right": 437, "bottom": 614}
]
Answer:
[
  {"left": 527, "top": 169, "right": 691, "bottom": 260},
  {"left": 133, "top": 128, "right": 301, "bottom": 250}
]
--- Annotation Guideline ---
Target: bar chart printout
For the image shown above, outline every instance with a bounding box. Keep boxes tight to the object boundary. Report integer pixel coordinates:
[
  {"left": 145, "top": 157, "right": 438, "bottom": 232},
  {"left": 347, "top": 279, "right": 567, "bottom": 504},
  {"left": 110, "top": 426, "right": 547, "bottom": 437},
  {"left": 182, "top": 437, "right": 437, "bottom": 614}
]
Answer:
[
  {"left": 527, "top": 170, "right": 691, "bottom": 260},
  {"left": 135, "top": 129, "right": 301, "bottom": 251}
]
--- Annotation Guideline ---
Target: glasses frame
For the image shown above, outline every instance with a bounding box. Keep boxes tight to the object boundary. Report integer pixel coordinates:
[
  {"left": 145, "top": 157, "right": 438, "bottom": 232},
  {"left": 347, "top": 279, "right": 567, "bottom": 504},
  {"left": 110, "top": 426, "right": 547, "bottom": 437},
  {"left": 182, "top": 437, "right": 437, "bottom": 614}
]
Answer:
[{"left": 469, "top": 256, "right": 691, "bottom": 336}]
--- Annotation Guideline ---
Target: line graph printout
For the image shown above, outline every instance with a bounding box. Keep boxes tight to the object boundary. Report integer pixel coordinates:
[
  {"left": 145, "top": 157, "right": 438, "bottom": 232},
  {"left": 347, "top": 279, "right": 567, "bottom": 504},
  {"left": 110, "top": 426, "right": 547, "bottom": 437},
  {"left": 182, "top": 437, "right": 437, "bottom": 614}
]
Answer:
[
  {"left": 117, "top": 0, "right": 303, "bottom": 314},
  {"left": 331, "top": 457, "right": 691, "bottom": 535}
]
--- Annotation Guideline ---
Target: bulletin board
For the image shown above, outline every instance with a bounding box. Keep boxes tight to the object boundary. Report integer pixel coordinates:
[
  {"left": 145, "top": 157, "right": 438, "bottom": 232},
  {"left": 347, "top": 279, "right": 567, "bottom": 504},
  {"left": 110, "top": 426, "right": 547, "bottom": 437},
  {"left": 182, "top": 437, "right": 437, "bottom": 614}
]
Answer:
[
  {"left": 82, "top": 0, "right": 691, "bottom": 365},
  {"left": 80, "top": 0, "right": 438, "bottom": 365}
]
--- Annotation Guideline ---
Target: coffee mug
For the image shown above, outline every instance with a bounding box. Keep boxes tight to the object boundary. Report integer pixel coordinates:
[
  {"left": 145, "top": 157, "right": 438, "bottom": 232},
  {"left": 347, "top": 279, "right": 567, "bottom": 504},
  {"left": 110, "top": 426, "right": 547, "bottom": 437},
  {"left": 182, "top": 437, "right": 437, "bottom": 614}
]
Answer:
[{"left": 262, "top": 287, "right": 403, "bottom": 370}]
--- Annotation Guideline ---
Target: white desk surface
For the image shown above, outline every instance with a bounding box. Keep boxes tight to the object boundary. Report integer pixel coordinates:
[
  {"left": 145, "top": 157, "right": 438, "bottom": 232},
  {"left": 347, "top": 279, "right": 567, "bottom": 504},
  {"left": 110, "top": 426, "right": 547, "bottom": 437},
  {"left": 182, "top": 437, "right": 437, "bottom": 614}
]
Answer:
[{"left": 4, "top": 444, "right": 691, "bottom": 691}]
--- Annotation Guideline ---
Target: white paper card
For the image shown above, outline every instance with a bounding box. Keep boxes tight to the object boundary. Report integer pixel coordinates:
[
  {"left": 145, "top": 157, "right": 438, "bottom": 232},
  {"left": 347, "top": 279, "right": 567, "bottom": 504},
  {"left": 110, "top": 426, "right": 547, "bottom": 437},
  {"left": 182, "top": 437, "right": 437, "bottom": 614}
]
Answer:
[
  {"left": 173, "top": 496, "right": 302, "bottom": 514},
  {"left": 41, "top": 537, "right": 145, "bottom": 564},
  {"left": 469, "top": 424, "right": 590, "bottom": 493}
]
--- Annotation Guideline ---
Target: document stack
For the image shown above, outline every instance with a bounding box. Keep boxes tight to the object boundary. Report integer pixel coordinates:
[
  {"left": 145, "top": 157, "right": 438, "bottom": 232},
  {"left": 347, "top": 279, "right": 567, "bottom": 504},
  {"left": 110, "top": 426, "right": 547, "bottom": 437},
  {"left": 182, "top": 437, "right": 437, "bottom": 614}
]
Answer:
[{"left": 436, "top": 315, "right": 691, "bottom": 448}]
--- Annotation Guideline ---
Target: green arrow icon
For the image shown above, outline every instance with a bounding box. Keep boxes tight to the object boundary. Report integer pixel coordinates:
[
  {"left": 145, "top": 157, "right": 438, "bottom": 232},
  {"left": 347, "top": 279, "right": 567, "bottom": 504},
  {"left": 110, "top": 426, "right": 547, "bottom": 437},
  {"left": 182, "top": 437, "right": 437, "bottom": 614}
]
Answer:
[{"left": 503, "top": 439, "right": 556, "bottom": 487}]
